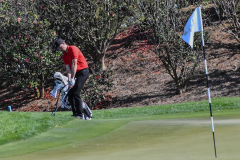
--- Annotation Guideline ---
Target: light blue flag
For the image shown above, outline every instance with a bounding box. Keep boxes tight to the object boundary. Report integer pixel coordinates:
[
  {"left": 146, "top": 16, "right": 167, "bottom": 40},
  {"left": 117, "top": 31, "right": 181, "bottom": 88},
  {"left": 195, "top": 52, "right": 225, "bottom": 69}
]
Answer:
[{"left": 182, "top": 7, "right": 203, "bottom": 48}]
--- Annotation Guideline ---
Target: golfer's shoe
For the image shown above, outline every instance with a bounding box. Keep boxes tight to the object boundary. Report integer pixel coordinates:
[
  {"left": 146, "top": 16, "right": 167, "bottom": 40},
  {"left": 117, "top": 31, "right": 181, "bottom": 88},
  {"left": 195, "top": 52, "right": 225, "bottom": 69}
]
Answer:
[
  {"left": 76, "top": 116, "right": 83, "bottom": 119},
  {"left": 82, "top": 113, "right": 91, "bottom": 120},
  {"left": 82, "top": 113, "right": 85, "bottom": 120},
  {"left": 85, "top": 117, "right": 91, "bottom": 120},
  {"left": 76, "top": 114, "right": 91, "bottom": 120}
]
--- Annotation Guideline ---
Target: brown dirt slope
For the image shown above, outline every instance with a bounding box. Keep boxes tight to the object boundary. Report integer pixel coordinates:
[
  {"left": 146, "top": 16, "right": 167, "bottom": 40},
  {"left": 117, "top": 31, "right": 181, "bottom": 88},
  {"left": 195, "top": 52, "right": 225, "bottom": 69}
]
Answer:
[{"left": 105, "top": 25, "right": 240, "bottom": 108}]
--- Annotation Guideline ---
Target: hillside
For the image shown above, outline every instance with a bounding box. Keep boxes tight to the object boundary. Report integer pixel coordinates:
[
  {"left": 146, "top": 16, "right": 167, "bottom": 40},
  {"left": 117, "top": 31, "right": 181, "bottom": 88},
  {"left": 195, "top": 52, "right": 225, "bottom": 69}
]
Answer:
[
  {"left": 0, "top": 24, "right": 240, "bottom": 112},
  {"left": 105, "top": 25, "right": 240, "bottom": 108}
]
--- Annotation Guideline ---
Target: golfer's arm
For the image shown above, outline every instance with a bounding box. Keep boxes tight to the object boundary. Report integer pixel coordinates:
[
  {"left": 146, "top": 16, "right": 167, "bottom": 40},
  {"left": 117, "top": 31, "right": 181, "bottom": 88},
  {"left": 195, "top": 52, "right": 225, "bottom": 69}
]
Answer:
[
  {"left": 71, "top": 59, "right": 77, "bottom": 79},
  {"left": 65, "top": 64, "right": 71, "bottom": 82}
]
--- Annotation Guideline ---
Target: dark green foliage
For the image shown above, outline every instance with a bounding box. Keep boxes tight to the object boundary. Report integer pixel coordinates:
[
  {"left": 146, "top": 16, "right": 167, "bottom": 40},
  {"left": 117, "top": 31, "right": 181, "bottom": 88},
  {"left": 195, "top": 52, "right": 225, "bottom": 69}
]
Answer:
[
  {"left": 0, "top": 0, "right": 120, "bottom": 107},
  {"left": 82, "top": 68, "right": 113, "bottom": 109},
  {"left": 0, "top": 0, "right": 63, "bottom": 98}
]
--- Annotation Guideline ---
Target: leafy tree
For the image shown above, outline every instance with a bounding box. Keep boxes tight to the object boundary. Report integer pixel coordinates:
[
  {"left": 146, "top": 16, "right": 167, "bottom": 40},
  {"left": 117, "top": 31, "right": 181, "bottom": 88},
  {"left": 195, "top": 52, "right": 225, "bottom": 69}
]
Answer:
[
  {"left": 52, "top": 0, "right": 137, "bottom": 72},
  {"left": 35, "top": 0, "right": 116, "bottom": 106},
  {"left": 0, "top": 0, "right": 117, "bottom": 108},
  {"left": 0, "top": 0, "right": 62, "bottom": 98},
  {"left": 138, "top": 0, "right": 205, "bottom": 94}
]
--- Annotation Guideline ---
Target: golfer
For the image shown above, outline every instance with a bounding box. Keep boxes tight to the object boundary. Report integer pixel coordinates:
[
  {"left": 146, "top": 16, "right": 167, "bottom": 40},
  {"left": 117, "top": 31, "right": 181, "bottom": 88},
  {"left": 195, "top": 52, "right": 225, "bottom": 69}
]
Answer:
[{"left": 55, "top": 39, "right": 89, "bottom": 119}]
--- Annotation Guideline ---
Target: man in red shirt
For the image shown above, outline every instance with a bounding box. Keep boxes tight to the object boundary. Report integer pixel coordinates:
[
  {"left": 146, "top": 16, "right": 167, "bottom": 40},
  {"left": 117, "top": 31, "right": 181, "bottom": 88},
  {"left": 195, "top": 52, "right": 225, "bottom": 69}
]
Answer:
[{"left": 55, "top": 39, "right": 89, "bottom": 120}]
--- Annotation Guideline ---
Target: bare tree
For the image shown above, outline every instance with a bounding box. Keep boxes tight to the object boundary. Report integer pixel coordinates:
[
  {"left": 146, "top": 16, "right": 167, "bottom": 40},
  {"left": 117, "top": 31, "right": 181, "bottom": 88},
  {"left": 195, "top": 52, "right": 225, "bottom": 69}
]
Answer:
[
  {"left": 211, "top": 0, "right": 240, "bottom": 43},
  {"left": 138, "top": 0, "right": 204, "bottom": 94}
]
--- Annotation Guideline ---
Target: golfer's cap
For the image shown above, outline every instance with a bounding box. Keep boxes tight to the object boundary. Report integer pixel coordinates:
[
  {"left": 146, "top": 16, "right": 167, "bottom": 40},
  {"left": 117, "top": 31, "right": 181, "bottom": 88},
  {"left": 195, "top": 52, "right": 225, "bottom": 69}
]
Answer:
[{"left": 55, "top": 39, "right": 65, "bottom": 51}]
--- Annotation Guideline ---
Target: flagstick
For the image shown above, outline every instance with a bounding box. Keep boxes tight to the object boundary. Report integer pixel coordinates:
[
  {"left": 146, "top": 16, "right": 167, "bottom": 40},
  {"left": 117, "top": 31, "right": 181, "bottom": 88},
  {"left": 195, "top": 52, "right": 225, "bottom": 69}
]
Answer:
[
  {"left": 201, "top": 31, "right": 217, "bottom": 158},
  {"left": 182, "top": 6, "right": 217, "bottom": 158}
]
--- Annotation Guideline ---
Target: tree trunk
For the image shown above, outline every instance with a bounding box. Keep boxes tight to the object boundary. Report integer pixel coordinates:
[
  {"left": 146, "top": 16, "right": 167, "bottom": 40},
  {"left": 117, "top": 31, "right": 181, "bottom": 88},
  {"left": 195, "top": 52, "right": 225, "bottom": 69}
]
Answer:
[
  {"left": 177, "top": 85, "right": 187, "bottom": 95},
  {"left": 34, "top": 88, "right": 40, "bottom": 98},
  {"left": 40, "top": 73, "right": 44, "bottom": 98},
  {"left": 175, "top": 78, "right": 189, "bottom": 94},
  {"left": 101, "top": 54, "right": 107, "bottom": 71},
  {"left": 95, "top": 53, "right": 107, "bottom": 72}
]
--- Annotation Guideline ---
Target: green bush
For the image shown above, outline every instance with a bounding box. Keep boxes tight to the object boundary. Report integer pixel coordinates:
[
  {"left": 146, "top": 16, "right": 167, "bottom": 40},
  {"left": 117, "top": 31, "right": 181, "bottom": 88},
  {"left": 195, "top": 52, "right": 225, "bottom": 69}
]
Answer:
[{"left": 82, "top": 68, "right": 113, "bottom": 109}]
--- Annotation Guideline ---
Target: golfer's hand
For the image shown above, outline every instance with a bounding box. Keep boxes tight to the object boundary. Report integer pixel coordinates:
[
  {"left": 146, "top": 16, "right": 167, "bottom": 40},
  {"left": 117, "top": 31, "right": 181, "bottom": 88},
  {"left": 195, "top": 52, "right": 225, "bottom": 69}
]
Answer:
[
  {"left": 68, "top": 82, "right": 74, "bottom": 88},
  {"left": 68, "top": 78, "right": 75, "bottom": 88}
]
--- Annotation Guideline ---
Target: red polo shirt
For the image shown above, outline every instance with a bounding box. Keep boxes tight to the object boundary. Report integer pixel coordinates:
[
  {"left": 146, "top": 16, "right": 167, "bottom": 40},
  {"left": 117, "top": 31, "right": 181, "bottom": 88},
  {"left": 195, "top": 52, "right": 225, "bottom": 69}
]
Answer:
[{"left": 62, "top": 45, "right": 88, "bottom": 72}]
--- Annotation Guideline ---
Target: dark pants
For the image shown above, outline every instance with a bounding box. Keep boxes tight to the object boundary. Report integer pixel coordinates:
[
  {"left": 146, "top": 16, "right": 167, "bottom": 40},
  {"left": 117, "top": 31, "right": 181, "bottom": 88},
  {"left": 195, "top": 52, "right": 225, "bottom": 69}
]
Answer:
[{"left": 68, "top": 68, "right": 89, "bottom": 116}]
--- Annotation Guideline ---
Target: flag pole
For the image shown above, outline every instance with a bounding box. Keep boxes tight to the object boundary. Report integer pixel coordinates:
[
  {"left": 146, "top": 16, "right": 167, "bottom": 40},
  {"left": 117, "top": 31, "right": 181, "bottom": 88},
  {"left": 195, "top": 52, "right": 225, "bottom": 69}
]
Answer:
[
  {"left": 200, "top": 22, "right": 217, "bottom": 158},
  {"left": 182, "top": 6, "right": 217, "bottom": 158}
]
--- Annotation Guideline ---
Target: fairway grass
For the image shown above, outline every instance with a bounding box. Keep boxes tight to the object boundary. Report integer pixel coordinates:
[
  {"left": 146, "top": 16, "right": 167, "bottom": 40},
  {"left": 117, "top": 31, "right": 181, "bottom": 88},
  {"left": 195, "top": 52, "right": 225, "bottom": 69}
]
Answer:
[
  {"left": 1, "top": 109, "right": 240, "bottom": 160},
  {"left": 1, "top": 96, "right": 240, "bottom": 147}
]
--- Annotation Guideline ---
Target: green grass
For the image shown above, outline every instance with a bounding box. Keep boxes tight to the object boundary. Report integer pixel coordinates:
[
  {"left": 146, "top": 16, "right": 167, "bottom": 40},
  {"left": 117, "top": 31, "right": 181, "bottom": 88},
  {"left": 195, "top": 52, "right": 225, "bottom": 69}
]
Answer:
[
  {"left": 1, "top": 96, "right": 240, "bottom": 146},
  {"left": 93, "top": 96, "right": 240, "bottom": 119},
  {"left": 0, "top": 111, "right": 73, "bottom": 145},
  {"left": 1, "top": 96, "right": 240, "bottom": 160}
]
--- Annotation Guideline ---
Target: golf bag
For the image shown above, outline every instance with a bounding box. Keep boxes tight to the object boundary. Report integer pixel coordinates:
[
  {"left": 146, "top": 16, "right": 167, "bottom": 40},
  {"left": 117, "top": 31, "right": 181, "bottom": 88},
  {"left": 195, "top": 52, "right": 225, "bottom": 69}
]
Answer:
[
  {"left": 82, "top": 102, "right": 92, "bottom": 119},
  {"left": 50, "top": 72, "right": 92, "bottom": 120},
  {"left": 50, "top": 72, "right": 71, "bottom": 116}
]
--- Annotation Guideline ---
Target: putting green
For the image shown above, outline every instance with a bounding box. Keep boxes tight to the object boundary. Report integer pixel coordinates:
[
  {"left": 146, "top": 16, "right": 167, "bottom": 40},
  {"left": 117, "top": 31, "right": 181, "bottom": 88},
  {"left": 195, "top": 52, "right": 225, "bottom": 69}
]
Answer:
[{"left": 1, "top": 111, "right": 240, "bottom": 160}]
